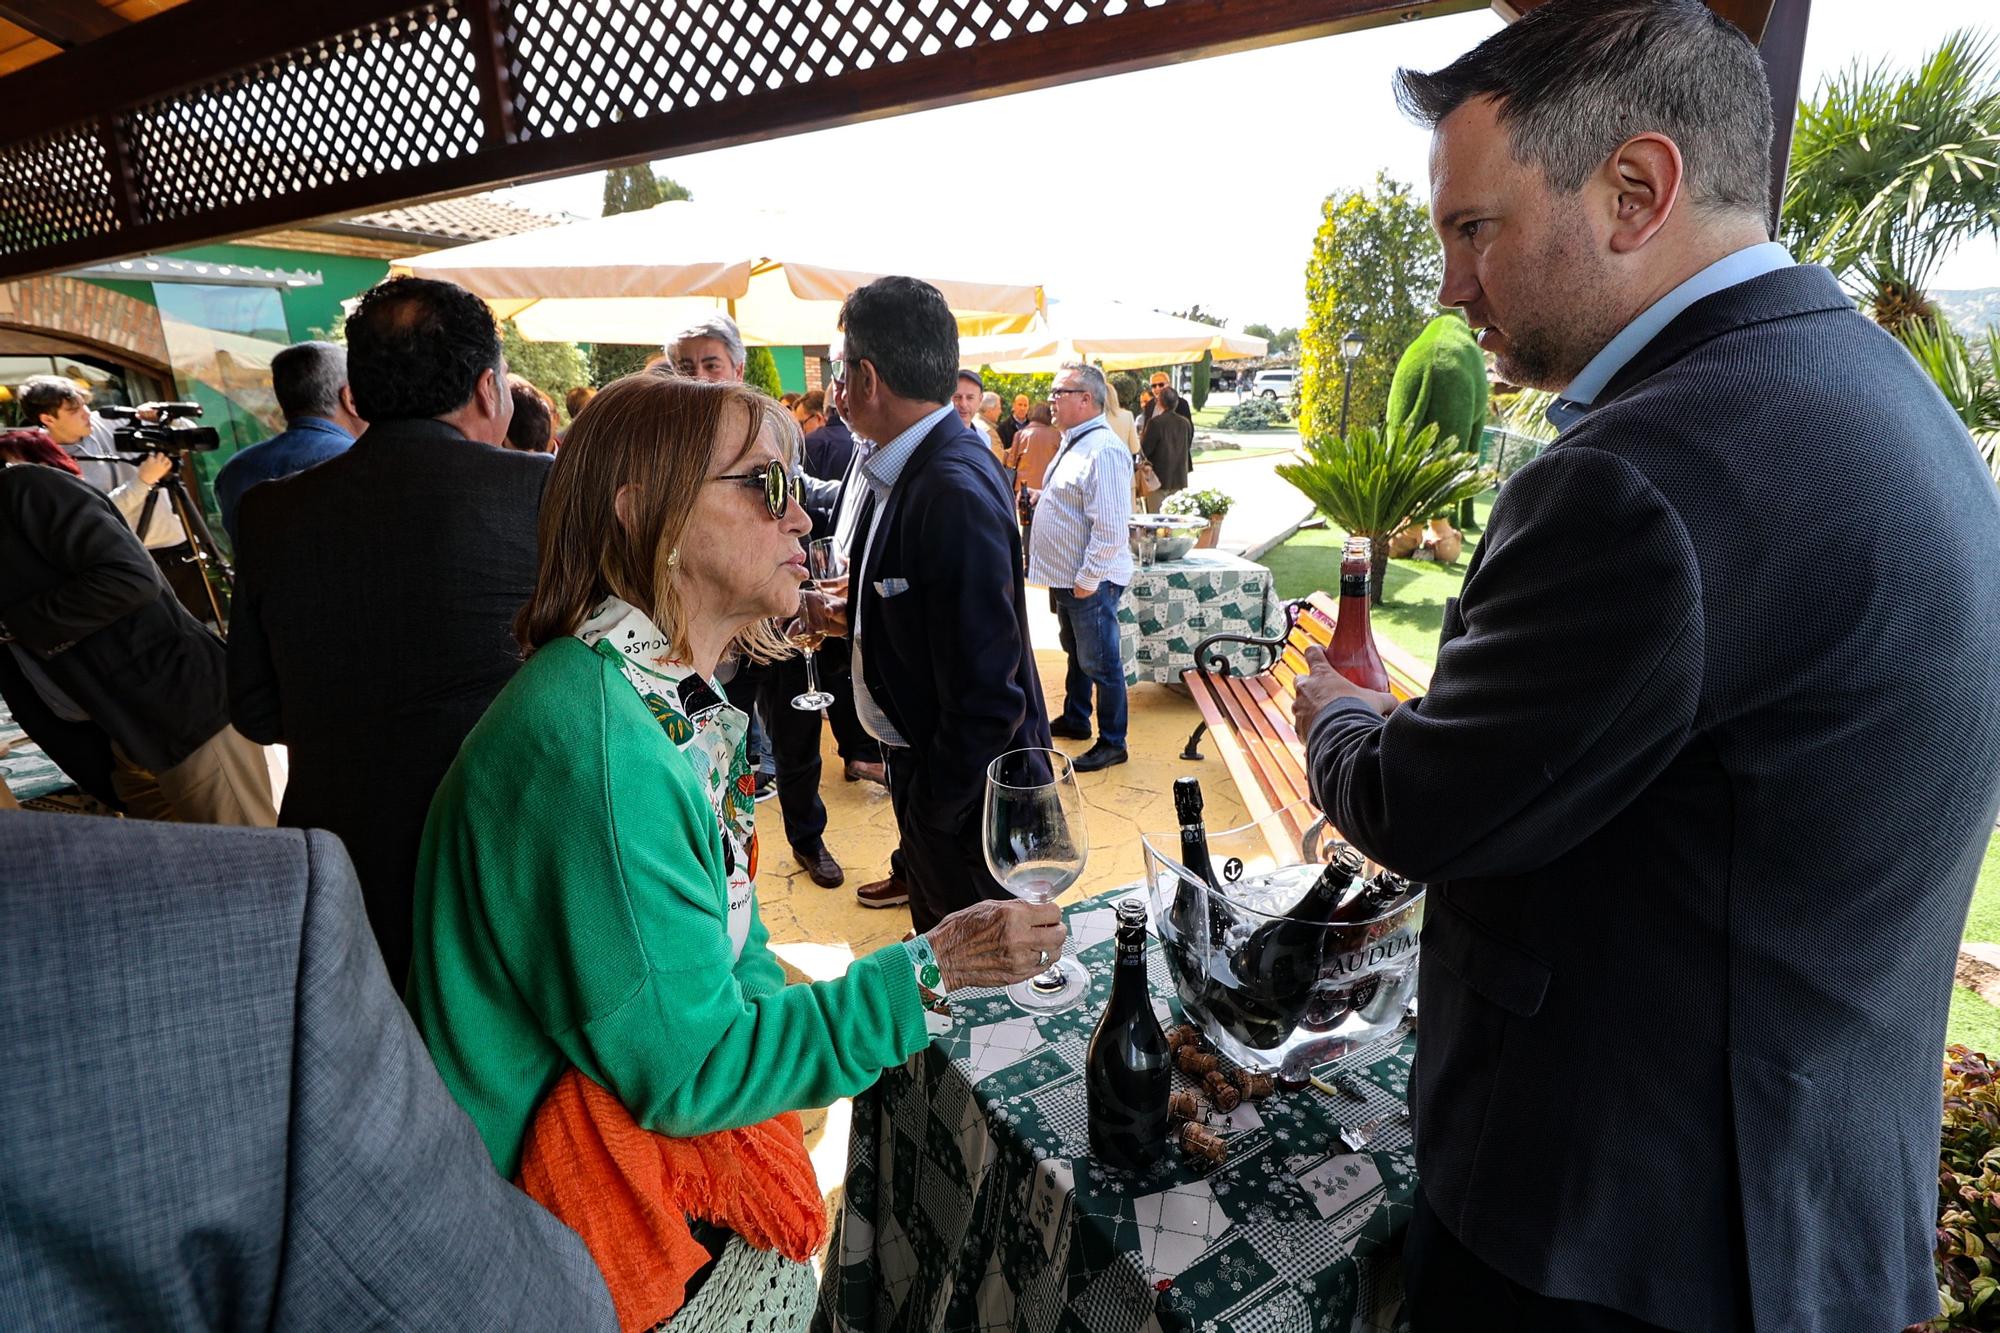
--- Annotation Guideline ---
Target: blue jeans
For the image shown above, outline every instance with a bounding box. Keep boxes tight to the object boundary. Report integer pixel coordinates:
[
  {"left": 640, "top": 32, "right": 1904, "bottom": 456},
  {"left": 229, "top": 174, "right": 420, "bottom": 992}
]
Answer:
[{"left": 1051, "top": 582, "right": 1127, "bottom": 749}]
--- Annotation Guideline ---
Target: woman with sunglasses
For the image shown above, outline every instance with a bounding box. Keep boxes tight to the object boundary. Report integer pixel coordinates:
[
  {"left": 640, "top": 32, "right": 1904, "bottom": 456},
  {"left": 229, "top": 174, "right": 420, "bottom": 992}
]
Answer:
[{"left": 405, "top": 373, "right": 1061, "bottom": 1327}]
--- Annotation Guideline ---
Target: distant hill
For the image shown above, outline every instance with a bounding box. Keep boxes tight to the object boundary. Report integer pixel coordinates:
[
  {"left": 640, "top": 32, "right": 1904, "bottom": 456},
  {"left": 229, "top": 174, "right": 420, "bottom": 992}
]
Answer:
[{"left": 1932, "top": 288, "right": 2000, "bottom": 339}]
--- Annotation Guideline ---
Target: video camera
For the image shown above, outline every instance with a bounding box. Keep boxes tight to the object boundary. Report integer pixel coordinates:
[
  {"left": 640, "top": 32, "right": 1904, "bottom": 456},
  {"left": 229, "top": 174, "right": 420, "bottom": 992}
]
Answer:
[{"left": 99, "top": 402, "right": 221, "bottom": 454}]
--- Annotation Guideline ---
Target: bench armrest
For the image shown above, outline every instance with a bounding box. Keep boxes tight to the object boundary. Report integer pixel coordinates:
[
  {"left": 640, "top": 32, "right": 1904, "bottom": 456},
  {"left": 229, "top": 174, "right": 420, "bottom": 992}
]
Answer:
[{"left": 1190, "top": 599, "right": 1305, "bottom": 681}]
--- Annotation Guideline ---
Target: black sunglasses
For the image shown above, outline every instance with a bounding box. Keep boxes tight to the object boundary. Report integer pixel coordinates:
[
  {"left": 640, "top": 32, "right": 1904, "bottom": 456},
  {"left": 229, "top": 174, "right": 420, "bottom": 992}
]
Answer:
[{"left": 711, "top": 458, "right": 798, "bottom": 520}]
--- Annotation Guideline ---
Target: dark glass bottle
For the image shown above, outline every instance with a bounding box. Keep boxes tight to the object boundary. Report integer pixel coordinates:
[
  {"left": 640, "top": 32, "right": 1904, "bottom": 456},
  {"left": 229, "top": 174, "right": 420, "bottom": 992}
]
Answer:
[
  {"left": 1214, "top": 846, "right": 1370, "bottom": 1046},
  {"left": 1087, "top": 898, "right": 1172, "bottom": 1172},
  {"left": 1166, "top": 776, "right": 1218, "bottom": 945},
  {"left": 1327, "top": 536, "right": 1391, "bottom": 692}
]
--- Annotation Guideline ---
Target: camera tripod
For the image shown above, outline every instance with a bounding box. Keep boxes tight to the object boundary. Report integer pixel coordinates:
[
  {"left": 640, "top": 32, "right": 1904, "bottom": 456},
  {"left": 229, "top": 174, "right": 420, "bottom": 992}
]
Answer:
[{"left": 146, "top": 453, "right": 233, "bottom": 635}]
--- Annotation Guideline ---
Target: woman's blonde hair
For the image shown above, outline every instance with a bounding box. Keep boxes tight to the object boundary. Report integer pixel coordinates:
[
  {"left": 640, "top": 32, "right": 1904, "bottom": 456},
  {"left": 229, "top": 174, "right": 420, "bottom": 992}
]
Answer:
[{"left": 515, "top": 373, "right": 800, "bottom": 664}]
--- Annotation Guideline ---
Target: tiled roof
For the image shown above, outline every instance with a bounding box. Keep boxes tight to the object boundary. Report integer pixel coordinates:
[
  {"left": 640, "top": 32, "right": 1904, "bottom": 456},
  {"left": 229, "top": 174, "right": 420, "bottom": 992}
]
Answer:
[{"left": 333, "top": 193, "right": 571, "bottom": 243}]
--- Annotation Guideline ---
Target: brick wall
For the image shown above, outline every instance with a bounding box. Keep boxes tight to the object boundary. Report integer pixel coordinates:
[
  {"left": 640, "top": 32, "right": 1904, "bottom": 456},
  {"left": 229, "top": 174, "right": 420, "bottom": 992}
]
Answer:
[{"left": 0, "top": 277, "right": 168, "bottom": 369}]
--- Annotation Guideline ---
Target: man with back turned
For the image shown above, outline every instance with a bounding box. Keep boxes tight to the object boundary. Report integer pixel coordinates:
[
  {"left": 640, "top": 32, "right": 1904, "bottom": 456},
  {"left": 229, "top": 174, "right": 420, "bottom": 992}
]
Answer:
[{"left": 1290, "top": 4, "right": 2000, "bottom": 1329}]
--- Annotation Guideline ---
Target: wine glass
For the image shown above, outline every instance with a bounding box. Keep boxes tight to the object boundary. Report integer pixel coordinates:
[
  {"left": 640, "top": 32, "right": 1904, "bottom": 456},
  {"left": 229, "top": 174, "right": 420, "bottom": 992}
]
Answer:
[
  {"left": 790, "top": 538, "right": 841, "bottom": 711},
  {"left": 983, "top": 746, "right": 1090, "bottom": 1012}
]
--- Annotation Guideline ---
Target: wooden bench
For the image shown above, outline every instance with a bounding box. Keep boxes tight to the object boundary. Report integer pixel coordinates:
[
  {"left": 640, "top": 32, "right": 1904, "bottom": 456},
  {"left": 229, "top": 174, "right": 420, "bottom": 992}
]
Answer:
[{"left": 1181, "top": 590, "right": 1433, "bottom": 860}]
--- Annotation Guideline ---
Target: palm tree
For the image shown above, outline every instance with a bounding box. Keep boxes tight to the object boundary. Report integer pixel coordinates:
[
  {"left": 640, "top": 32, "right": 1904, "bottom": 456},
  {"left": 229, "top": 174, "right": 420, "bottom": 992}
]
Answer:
[
  {"left": 1897, "top": 313, "right": 2000, "bottom": 482},
  {"left": 1275, "top": 419, "right": 1491, "bottom": 603},
  {"left": 1781, "top": 30, "right": 2000, "bottom": 334}
]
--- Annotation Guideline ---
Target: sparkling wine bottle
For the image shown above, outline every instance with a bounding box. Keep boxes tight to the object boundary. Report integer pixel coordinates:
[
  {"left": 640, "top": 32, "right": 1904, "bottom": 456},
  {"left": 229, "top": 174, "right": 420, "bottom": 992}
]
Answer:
[
  {"left": 1219, "top": 846, "right": 1370, "bottom": 1043},
  {"left": 1086, "top": 898, "right": 1171, "bottom": 1172},
  {"left": 1166, "top": 776, "right": 1218, "bottom": 947},
  {"left": 1327, "top": 536, "right": 1391, "bottom": 692}
]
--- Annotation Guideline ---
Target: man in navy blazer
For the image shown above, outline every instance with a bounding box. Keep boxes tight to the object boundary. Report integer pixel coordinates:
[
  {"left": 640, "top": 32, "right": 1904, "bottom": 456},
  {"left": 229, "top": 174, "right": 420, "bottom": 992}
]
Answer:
[
  {"left": 1294, "top": 4, "right": 2000, "bottom": 1330},
  {"left": 832, "top": 276, "right": 1053, "bottom": 933}
]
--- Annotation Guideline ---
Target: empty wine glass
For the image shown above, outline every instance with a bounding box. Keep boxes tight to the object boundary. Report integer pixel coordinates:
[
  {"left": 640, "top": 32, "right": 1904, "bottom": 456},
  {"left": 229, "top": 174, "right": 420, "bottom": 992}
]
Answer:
[
  {"left": 983, "top": 746, "right": 1090, "bottom": 1012},
  {"left": 790, "top": 537, "right": 842, "bottom": 711}
]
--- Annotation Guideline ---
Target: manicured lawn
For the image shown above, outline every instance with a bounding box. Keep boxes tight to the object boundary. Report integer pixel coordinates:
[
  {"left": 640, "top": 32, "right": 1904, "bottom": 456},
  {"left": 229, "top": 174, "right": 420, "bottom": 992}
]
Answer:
[{"left": 1259, "top": 489, "right": 2000, "bottom": 1053}]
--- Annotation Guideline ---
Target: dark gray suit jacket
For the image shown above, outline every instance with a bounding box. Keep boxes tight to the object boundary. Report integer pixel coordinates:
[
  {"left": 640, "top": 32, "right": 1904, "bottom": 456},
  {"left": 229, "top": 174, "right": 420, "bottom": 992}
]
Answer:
[
  {"left": 228, "top": 417, "right": 550, "bottom": 988},
  {"left": 1309, "top": 265, "right": 2000, "bottom": 1332},
  {"left": 0, "top": 813, "right": 614, "bottom": 1330}
]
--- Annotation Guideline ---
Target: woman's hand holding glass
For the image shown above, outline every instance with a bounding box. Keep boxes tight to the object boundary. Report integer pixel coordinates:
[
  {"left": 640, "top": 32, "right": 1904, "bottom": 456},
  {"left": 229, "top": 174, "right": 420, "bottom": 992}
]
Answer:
[{"left": 925, "top": 899, "right": 1068, "bottom": 990}]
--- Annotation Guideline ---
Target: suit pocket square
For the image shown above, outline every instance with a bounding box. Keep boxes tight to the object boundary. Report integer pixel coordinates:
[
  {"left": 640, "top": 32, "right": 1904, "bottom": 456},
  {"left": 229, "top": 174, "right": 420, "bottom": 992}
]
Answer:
[{"left": 873, "top": 578, "right": 911, "bottom": 598}]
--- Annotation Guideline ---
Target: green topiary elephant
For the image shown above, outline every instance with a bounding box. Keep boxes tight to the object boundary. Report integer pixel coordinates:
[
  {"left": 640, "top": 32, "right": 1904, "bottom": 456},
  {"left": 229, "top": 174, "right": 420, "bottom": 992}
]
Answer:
[{"left": 1386, "top": 313, "right": 1489, "bottom": 532}]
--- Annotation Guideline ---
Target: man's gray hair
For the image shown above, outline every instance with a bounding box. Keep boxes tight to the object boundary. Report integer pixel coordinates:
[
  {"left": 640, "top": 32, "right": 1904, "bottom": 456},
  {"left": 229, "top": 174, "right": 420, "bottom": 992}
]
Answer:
[
  {"left": 981, "top": 392, "right": 1001, "bottom": 412},
  {"left": 270, "top": 340, "right": 348, "bottom": 422},
  {"left": 667, "top": 313, "right": 746, "bottom": 369},
  {"left": 1394, "top": 0, "right": 1772, "bottom": 219},
  {"left": 1059, "top": 361, "right": 1108, "bottom": 411}
]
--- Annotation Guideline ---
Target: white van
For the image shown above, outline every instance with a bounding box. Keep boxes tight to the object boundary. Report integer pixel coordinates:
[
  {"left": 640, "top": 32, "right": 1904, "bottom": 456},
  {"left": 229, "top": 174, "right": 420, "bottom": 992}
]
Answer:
[{"left": 1251, "top": 369, "right": 1296, "bottom": 400}]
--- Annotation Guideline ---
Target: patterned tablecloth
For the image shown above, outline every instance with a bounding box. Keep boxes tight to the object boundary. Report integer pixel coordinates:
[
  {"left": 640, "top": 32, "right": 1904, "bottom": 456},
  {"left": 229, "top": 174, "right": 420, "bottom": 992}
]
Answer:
[
  {"left": 1117, "top": 551, "right": 1282, "bottom": 686},
  {"left": 0, "top": 696, "right": 74, "bottom": 801},
  {"left": 815, "top": 884, "right": 1418, "bottom": 1333}
]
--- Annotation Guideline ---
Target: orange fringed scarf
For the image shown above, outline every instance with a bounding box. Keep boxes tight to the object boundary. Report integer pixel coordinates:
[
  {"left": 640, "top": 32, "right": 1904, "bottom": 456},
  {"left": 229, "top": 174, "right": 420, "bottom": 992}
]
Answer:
[{"left": 516, "top": 1069, "right": 827, "bottom": 1332}]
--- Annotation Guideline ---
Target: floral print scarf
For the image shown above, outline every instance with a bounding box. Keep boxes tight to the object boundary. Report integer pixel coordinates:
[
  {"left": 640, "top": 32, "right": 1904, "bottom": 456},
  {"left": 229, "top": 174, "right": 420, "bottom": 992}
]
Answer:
[{"left": 576, "top": 595, "right": 758, "bottom": 960}]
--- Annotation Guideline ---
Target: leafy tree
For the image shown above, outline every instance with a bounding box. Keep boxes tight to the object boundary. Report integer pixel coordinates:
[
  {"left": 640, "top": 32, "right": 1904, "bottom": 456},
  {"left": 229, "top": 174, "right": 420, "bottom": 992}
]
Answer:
[
  {"left": 1275, "top": 418, "right": 1490, "bottom": 603},
  {"left": 500, "top": 320, "right": 589, "bottom": 411},
  {"left": 742, "top": 346, "right": 783, "bottom": 397},
  {"left": 975, "top": 367, "right": 1054, "bottom": 412},
  {"left": 591, "top": 166, "right": 695, "bottom": 385},
  {"left": 1781, "top": 31, "right": 2000, "bottom": 333},
  {"left": 1244, "top": 322, "right": 1301, "bottom": 353},
  {"left": 1192, "top": 353, "right": 1212, "bottom": 412},
  {"left": 1299, "top": 172, "right": 1443, "bottom": 443}
]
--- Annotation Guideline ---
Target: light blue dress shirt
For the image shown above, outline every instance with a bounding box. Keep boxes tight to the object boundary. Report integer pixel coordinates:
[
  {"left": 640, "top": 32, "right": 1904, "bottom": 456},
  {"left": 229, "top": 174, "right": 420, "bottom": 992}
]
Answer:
[
  {"left": 1546, "top": 241, "right": 1794, "bottom": 433},
  {"left": 849, "top": 403, "right": 956, "bottom": 748}
]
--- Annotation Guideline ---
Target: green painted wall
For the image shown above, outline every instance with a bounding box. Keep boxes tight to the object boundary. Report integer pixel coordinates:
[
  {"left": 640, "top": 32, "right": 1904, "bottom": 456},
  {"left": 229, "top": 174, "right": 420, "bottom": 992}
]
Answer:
[
  {"left": 167, "top": 242, "right": 390, "bottom": 341},
  {"left": 772, "top": 345, "right": 805, "bottom": 393}
]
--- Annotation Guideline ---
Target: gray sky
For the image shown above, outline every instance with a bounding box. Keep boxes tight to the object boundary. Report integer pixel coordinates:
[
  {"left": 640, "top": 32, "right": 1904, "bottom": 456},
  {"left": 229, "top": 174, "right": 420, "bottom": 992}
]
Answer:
[{"left": 495, "top": 0, "right": 2000, "bottom": 331}]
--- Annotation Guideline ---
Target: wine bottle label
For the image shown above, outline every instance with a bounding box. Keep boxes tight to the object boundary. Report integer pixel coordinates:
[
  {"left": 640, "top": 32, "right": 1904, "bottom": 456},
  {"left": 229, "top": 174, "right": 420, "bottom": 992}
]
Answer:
[
  {"left": 1325, "top": 926, "right": 1417, "bottom": 979},
  {"left": 1340, "top": 572, "right": 1369, "bottom": 599}
]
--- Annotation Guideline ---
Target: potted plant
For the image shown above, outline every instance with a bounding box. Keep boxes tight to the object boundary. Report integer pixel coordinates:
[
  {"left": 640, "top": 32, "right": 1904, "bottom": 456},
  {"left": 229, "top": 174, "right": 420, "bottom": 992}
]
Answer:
[
  {"left": 1164, "top": 487, "right": 1233, "bottom": 548},
  {"left": 1273, "top": 419, "right": 1490, "bottom": 602}
]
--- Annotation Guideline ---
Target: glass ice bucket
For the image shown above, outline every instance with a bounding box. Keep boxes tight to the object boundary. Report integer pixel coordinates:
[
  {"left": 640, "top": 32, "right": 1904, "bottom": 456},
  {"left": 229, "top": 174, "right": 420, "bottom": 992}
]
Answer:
[{"left": 1141, "top": 801, "right": 1424, "bottom": 1080}]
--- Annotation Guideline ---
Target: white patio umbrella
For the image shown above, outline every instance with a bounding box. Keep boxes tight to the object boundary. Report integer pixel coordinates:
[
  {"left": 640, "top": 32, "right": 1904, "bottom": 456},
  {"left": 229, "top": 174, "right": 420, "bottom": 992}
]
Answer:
[
  {"left": 393, "top": 199, "right": 1044, "bottom": 345},
  {"left": 957, "top": 297, "right": 1268, "bottom": 372}
]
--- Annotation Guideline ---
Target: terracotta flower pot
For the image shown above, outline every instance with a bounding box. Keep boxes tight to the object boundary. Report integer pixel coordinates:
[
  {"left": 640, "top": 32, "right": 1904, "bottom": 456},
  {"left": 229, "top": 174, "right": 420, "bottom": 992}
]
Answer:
[
  {"left": 1427, "top": 517, "right": 1463, "bottom": 564},
  {"left": 1387, "top": 523, "right": 1424, "bottom": 559},
  {"left": 1194, "top": 513, "right": 1225, "bottom": 548}
]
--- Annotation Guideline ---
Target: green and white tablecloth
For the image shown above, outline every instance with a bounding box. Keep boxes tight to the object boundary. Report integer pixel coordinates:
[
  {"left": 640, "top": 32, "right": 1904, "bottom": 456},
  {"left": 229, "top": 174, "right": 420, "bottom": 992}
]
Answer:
[
  {"left": 815, "top": 885, "right": 1417, "bottom": 1333},
  {"left": 0, "top": 696, "right": 74, "bottom": 801},
  {"left": 1117, "top": 551, "right": 1282, "bottom": 686}
]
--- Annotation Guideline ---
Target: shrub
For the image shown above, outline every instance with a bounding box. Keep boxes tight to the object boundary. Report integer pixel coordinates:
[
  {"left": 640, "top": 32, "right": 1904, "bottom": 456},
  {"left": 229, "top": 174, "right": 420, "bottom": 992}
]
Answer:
[
  {"left": 1217, "top": 397, "right": 1291, "bottom": 431},
  {"left": 1928, "top": 1046, "right": 2000, "bottom": 1330},
  {"left": 743, "top": 346, "right": 783, "bottom": 398}
]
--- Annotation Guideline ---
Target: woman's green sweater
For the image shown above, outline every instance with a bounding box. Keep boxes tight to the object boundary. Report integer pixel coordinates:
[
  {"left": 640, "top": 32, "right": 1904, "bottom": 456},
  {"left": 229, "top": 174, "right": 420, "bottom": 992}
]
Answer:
[{"left": 406, "top": 636, "right": 927, "bottom": 1178}]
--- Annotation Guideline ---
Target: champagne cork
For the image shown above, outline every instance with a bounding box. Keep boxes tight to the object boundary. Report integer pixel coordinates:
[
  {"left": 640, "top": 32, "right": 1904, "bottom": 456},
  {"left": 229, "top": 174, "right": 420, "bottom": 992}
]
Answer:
[
  {"left": 1204, "top": 1069, "right": 1242, "bottom": 1112},
  {"left": 1168, "top": 1089, "right": 1204, "bottom": 1123},
  {"left": 1176, "top": 1047, "right": 1218, "bottom": 1077},
  {"left": 1235, "top": 1070, "right": 1275, "bottom": 1101},
  {"left": 1179, "top": 1121, "right": 1226, "bottom": 1163}
]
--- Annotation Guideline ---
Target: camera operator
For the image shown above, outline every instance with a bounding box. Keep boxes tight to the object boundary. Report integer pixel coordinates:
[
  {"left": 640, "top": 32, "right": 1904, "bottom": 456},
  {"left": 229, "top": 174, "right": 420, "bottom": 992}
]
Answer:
[
  {"left": 0, "top": 457, "right": 273, "bottom": 825},
  {"left": 19, "top": 375, "right": 214, "bottom": 625}
]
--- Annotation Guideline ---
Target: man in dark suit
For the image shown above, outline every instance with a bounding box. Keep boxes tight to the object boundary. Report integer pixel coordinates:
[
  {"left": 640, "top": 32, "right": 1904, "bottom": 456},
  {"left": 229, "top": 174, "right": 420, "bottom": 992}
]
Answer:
[
  {"left": 0, "top": 461, "right": 273, "bottom": 824},
  {"left": 998, "top": 392, "right": 1031, "bottom": 452},
  {"left": 230, "top": 276, "right": 538, "bottom": 989},
  {"left": 832, "top": 276, "right": 1051, "bottom": 932},
  {"left": 0, "top": 813, "right": 615, "bottom": 1328},
  {"left": 1294, "top": 4, "right": 2000, "bottom": 1331}
]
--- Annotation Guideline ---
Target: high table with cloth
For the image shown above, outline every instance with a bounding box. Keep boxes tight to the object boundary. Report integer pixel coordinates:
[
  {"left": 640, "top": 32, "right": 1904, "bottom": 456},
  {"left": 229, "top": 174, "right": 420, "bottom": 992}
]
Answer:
[
  {"left": 816, "top": 884, "right": 1417, "bottom": 1333},
  {"left": 1117, "top": 550, "right": 1282, "bottom": 687}
]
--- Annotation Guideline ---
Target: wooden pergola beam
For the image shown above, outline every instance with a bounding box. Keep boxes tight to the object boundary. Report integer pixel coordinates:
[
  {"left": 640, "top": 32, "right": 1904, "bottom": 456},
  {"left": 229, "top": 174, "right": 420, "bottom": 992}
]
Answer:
[{"left": 0, "top": 1, "right": 126, "bottom": 50}]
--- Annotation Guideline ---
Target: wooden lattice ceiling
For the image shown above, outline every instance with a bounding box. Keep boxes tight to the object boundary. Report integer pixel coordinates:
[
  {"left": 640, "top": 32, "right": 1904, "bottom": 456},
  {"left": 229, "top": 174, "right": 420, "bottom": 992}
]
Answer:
[{"left": 0, "top": 0, "right": 1796, "bottom": 283}]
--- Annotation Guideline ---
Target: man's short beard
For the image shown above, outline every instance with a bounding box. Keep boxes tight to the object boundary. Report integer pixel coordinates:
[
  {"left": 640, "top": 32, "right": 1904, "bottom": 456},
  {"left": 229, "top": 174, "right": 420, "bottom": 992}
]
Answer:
[{"left": 1495, "top": 205, "right": 1621, "bottom": 394}]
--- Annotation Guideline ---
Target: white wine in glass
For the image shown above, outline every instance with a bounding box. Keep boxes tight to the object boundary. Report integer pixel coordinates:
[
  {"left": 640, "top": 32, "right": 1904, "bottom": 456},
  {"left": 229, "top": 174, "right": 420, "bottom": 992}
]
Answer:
[
  {"left": 790, "top": 537, "right": 842, "bottom": 710},
  {"left": 984, "top": 747, "right": 1090, "bottom": 1012}
]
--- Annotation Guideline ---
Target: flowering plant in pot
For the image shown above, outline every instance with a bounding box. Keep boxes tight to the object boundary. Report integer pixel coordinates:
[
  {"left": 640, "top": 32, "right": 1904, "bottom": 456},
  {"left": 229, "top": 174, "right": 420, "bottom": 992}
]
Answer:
[{"left": 1163, "top": 488, "right": 1233, "bottom": 547}]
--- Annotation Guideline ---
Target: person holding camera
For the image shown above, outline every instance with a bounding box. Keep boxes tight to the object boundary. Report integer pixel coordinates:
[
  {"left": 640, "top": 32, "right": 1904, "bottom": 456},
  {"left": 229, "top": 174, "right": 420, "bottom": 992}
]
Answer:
[
  {"left": 0, "top": 457, "right": 273, "bottom": 825},
  {"left": 19, "top": 374, "right": 216, "bottom": 625}
]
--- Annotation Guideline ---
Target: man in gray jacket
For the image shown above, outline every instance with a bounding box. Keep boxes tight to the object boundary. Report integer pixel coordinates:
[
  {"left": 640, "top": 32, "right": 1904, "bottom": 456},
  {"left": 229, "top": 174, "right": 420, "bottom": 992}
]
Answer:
[
  {"left": 0, "top": 814, "right": 615, "bottom": 1330},
  {"left": 1295, "top": 3, "right": 2000, "bottom": 1330}
]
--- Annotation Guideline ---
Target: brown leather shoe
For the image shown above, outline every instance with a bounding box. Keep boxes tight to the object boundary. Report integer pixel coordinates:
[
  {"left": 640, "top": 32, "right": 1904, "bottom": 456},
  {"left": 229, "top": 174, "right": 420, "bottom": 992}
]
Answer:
[
  {"left": 854, "top": 872, "right": 910, "bottom": 909},
  {"left": 843, "top": 759, "right": 887, "bottom": 787},
  {"left": 792, "top": 841, "right": 844, "bottom": 889}
]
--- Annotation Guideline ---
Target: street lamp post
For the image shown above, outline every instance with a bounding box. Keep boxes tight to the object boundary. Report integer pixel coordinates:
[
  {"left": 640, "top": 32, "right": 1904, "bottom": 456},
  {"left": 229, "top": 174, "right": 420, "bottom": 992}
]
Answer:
[{"left": 1337, "top": 328, "right": 1366, "bottom": 438}]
